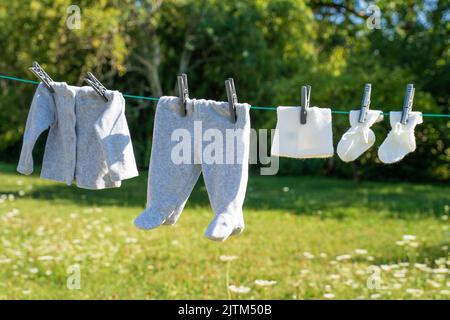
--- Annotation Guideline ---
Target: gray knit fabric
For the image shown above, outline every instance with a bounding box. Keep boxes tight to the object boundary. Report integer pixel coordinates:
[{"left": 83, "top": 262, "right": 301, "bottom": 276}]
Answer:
[
  {"left": 134, "top": 96, "right": 250, "bottom": 242},
  {"left": 17, "top": 82, "right": 138, "bottom": 189}
]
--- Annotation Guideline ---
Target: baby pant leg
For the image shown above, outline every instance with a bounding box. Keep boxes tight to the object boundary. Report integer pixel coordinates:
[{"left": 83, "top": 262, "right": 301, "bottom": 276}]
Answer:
[
  {"left": 134, "top": 97, "right": 201, "bottom": 229},
  {"left": 197, "top": 101, "right": 251, "bottom": 241}
]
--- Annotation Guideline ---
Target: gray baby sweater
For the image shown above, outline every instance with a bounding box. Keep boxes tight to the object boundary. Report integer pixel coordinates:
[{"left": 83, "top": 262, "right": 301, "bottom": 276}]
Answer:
[{"left": 17, "top": 82, "right": 138, "bottom": 189}]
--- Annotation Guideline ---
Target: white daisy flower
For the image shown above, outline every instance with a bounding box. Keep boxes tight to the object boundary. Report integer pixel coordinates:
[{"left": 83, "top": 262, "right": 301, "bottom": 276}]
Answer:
[
  {"left": 329, "top": 274, "right": 340, "bottom": 281},
  {"left": 336, "top": 254, "right": 352, "bottom": 261},
  {"left": 125, "top": 237, "right": 138, "bottom": 244},
  {"left": 393, "top": 271, "right": 406, "bottom": 278},
  {"left": 228, "top": 285, "right": 251, "bottom": 294},
  {"left": 427, "top": 280, "right": 441, "bottom": 288},
  {"left": 300, "top": 269, "right": 310, "bottom": 276},
  {"left": 433, "top": 268, "right": 448, "bottom": 274},
  {"left": 303, "top": 252, "right": 315, "bottom": 259},
  {"left": 37, "top": 255, "right": 54, "bottom": 261},
  {"left": 406, "top": 288, "right": 423, "bottom": 296},
  {"left": 408, "top": 242, "right": 419, "bottom": 248},
  {"left": 28, "top": 268, "right": 39, "bottom": 274},
  {"left": 380, "top": 265, "right": 391, "bottom": 271},
  {"left": 219, "top": 255, "right": 238, "bottom": 262},
  {"left": 398, "top": 262, "right": 410, "bottom": 267},
  {"left": 254, "top": 279, "right": 277, "bottom": 287},
  {"left": 392, "top": 283, "right": 402, "bottom": 290},
  {"left": 355, "top": 269, "right": 365, "bottom": 276}
]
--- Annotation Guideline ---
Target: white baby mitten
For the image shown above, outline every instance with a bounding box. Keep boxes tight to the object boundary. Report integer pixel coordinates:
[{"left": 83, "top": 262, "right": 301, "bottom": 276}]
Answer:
[
  {"left": 337, "top": 110, "right": 383, "bottom": 162},
  {"left": 378, "top": 111, "right": 423, "bottom": 164}
]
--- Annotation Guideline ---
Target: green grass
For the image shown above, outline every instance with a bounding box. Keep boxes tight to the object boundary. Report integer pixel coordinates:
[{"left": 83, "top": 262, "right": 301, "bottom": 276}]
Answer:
[{"left": 0, "top": 162, "right": 448, "bottom": 300}]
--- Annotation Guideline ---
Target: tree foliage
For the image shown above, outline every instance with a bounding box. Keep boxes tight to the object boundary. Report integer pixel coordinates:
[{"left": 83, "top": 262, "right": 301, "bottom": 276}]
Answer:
[{"left": 0, "top": 0, "right": 448, "bottom": 181}]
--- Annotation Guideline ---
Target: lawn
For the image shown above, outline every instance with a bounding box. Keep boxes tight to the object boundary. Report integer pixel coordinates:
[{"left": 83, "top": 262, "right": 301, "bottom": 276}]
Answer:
[{"left": 0, "top": 162, "right": 448, "bottom": 300}]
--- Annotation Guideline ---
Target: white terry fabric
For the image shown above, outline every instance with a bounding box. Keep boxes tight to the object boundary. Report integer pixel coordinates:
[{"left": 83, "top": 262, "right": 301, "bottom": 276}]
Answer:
[
  {"left": 271, "top": 106, "right": 334, "bottom": 159},
  {"left": 337, "top": 110, "right": 384, "bottom": 162},
  {"left": 378, "top": 111, "right": 423, "bottom": 164}
]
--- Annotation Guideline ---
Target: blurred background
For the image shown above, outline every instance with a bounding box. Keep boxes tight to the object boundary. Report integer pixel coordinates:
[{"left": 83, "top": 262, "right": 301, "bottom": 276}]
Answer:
[{"left": 0, "top": 0, "right": 448, "bottom": 181}]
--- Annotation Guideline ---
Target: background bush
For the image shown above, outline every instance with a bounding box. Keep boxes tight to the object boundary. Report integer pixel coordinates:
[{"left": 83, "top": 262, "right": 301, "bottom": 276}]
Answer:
[{"left": 0, "top": 0, "right": 448, "bottom": 182}]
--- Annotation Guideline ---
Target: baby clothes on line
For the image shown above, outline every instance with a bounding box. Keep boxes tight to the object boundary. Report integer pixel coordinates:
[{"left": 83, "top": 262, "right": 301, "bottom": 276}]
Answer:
[
  {"left": 378, "top": 111, "right": 423, "bottom": 164},
  {"left": 134, "top": 96, "right": 251, "bottom": 242},
  {"left": 271, "top": 106, "right": 334, "bottom": 159},
  {"left": 337, "top": 110, "right": 383, "bottom": 162},
  {"left": 17, "top": 82, "right": 138, "bottom": 189}
]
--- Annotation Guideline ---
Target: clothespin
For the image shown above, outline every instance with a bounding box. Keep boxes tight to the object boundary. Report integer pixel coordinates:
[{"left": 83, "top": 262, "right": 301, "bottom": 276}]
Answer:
[
  {"left": 84, "top": 72, "right": 108, "bottom": 102},
  {"left": 299, "top": 85, "right": 311, "bottom": 124},
  {"left": 400, "top": 84, "right": 415, "bottom": 125},
  {"left": 358, "top": 83, "right": 372, "bottom": 123},
  {"left": 225, "top": 78, "right": 238, "bottom": 123},
  {"left": 28, "top": 61, "right": 55, "bottom": 93},
  {"left": 177, "top": 73, "right": 189, "bottom": 116}
]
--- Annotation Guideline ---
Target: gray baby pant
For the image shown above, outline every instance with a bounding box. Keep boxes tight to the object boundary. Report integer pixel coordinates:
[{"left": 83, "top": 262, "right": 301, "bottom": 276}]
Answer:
[{"left": 134, "top": 96, "right": 250, "bottom": 242}]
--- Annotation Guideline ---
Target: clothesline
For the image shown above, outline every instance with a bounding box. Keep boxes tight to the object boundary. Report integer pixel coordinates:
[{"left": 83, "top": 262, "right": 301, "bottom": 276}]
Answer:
[{"left": 0, "top": 73, "right": 449, "bottom": 118}]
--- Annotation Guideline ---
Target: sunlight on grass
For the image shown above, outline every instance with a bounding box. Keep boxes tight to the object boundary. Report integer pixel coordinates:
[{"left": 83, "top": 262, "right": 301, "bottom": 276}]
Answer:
[{"left": 0, "top": 163, "right": 448, "bottom": 299}]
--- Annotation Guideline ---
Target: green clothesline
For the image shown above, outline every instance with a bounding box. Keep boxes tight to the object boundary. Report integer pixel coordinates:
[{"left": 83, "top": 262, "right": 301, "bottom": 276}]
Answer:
[{"left": 0, "top": 73, "right": 449, "bottom": 118}]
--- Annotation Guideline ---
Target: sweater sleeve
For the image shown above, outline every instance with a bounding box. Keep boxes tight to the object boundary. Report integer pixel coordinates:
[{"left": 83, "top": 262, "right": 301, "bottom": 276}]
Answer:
[
  {"left": 17, "top": 84, "right": 55, "bottom": 175},
  {"left": 95, "top": 92, "right": 139, "bottom": 182}
]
